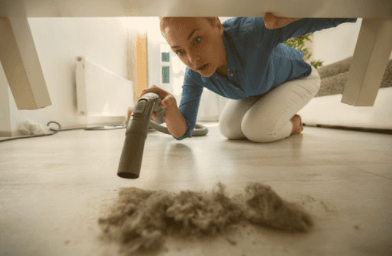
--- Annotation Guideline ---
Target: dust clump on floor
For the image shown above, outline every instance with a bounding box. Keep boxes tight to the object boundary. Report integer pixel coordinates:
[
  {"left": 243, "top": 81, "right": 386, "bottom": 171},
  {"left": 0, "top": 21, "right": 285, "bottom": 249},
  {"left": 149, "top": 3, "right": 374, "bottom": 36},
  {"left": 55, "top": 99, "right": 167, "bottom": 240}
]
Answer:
[
  {"left": 244, "top": 183, "right": 313, "bottom": 232},
  {"left": 98, "top": 182, "right": 313, "bottom": 254}
]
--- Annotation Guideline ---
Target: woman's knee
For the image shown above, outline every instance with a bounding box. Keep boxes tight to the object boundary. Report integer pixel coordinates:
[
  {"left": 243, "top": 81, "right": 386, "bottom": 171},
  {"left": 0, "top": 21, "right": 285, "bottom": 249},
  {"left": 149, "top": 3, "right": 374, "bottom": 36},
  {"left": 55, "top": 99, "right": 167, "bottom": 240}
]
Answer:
[
  {"left": 219, "top": 116, "right": 244, "bottom": 139},
  {"left": 241, "top": 116, "right": 292, "bottom": 143},
  {"left": 219, "top": 100, "right": 250, "bottom": 140},
  {"left": 244, "top": 131, "right": 282, "bottom": 143},
  {"left": 241, "top": 121, "right": 279, "bottom": 142}
]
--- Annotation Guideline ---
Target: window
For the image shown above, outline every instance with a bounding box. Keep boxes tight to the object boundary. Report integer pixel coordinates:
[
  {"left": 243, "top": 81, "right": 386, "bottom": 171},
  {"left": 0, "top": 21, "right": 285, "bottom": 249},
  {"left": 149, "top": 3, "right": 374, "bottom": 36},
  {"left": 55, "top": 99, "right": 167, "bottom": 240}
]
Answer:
[
  {"left": 162, "top": 66, "right": 170, "bottom": 84},
  {"left": 161, "top": 52, "right": 170, "bottom": 62},
  {"left": 160, "top": 44, "right": 171, "bottom": 85}
]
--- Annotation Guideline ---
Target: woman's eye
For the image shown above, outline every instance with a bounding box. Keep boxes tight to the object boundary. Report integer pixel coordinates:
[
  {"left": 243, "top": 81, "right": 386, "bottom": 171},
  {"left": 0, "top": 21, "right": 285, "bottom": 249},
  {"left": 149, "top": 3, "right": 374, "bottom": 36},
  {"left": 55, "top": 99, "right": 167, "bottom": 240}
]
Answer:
[
  {"left": 194, "top": 37, "right": 201, "bottom": 45},
  {"left": 175, "top": 37, "right": 201, "bottom": 56}
]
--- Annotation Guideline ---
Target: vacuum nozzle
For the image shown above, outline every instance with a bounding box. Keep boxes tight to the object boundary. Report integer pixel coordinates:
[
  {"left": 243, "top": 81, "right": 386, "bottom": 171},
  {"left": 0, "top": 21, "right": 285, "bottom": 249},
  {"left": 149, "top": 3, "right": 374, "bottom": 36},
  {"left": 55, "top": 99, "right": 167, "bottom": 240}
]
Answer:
[{"left": 117, "top": 93, "right": 160, "bottom": 179}]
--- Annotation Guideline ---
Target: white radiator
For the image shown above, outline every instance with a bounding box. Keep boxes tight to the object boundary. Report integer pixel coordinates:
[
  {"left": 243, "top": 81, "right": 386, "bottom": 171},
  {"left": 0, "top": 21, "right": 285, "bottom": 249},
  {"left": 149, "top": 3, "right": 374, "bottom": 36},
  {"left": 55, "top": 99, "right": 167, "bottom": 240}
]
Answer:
[{"left": 75, "top": 56, "right": 133, "bottom": 123}]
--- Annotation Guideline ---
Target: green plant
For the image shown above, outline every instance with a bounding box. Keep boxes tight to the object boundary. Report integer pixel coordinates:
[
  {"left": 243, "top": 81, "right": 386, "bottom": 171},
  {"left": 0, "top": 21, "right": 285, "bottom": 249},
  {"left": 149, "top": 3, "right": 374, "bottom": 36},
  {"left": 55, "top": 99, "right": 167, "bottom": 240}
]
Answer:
[{"left": 284, "top": 33, "right": 323, "bottom": 69}]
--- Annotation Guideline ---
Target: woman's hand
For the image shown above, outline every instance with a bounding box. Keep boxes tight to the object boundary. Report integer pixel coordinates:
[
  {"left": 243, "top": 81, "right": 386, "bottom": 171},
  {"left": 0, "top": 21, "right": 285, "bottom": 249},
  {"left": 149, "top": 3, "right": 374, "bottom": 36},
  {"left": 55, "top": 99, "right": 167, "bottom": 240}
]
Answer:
[
  {"left": 139, "top": 85, "right": 176, "bottom": 119},
  {"left": 139, "top": 85, "right": 186, "bottom": 138},
  {"left": 263, "top": 13, "right": 302, "bottom": 30}
]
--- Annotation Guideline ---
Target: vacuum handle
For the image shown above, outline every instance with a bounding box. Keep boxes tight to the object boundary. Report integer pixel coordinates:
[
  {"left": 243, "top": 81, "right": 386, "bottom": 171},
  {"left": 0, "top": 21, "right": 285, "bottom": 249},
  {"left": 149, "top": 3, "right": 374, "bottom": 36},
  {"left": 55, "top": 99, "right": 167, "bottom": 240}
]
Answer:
[{"left": 117, "top": 93, "right": 160, "bottom": 179}]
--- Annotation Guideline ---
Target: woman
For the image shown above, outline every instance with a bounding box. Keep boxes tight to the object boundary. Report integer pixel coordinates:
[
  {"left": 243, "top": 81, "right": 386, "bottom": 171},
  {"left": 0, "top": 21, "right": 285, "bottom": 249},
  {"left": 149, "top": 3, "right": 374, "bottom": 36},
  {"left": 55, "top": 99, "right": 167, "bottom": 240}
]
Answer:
[{"left": 141, "top": 14, "right": 356, "bottom": 142}]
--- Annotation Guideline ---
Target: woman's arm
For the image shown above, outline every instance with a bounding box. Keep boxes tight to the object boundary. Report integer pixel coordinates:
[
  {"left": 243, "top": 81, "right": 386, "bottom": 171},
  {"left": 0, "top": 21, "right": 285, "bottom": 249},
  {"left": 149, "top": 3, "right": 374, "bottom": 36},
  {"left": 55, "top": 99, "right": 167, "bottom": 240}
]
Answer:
[
  {"left": 164, "top": 101, "right": 187, "bottom": 138},
  {"left": 263, "top": 13, "right": 302, "bottom": 30}
]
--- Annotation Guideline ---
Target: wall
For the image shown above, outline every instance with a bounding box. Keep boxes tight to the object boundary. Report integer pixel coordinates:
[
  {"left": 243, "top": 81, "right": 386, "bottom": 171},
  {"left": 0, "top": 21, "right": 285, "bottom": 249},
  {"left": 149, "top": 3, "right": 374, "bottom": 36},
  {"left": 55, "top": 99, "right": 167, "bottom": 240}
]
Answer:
[
  {"left": 0, "top": 17, "right": 142, "bottom": 136},
  {"left": 310, "top": 18, "right": 392, "bottom": 65},
  {"left": 310, "top": 18, "right": 362, "bottom": 65}
]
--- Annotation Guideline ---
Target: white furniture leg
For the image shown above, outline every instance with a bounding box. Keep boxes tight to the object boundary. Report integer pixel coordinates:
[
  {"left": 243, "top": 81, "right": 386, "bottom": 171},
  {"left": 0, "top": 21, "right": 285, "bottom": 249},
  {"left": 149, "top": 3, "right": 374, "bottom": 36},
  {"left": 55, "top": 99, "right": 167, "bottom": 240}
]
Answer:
[
  {"left": 0, "top": 0, "right": 51, "bottom": 110},
  {"left": 341, "top": 18, "right": 392, "bottom": 106}
]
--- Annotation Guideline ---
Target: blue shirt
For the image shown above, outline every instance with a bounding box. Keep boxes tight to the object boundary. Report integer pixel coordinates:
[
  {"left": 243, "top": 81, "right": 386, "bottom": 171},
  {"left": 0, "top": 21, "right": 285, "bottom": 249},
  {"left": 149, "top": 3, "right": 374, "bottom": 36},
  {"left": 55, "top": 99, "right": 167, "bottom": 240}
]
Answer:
[{"left": 175, "top": 17, "right": 357, "bottom": 140}]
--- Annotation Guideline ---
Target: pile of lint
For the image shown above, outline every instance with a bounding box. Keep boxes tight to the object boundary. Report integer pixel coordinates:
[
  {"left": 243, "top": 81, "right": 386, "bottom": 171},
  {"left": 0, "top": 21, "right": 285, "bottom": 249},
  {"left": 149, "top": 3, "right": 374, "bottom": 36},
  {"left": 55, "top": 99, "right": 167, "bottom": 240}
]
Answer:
[{"left": 98, "top": 182, "right": 313, "bottom": 253}]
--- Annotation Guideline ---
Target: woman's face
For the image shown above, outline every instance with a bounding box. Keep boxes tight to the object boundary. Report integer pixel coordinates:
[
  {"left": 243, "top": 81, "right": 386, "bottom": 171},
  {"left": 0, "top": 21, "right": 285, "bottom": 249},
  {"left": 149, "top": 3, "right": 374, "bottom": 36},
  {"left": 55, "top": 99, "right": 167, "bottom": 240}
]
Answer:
[{"left": 161, "top": 17, "right": 226, "bottom": 77}]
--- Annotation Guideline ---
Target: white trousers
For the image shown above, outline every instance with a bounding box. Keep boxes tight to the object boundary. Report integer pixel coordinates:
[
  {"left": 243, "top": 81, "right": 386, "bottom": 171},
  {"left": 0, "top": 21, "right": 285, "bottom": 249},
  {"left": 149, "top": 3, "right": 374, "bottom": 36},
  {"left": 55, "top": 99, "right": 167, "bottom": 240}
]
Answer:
[{"left": 219, "top": 63, "right": 321, "bottom": 143}]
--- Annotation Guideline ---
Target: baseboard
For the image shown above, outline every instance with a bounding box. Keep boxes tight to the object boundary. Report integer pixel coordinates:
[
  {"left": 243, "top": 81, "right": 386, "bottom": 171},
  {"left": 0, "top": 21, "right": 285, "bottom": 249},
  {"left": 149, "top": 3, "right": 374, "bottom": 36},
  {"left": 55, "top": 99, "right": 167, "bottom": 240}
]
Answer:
[
  {"left": 303, "top": 123, "right": 392, "bottom": 134},
  {"left": 2, "top": 115, "right": 126, "bottom": 138}
]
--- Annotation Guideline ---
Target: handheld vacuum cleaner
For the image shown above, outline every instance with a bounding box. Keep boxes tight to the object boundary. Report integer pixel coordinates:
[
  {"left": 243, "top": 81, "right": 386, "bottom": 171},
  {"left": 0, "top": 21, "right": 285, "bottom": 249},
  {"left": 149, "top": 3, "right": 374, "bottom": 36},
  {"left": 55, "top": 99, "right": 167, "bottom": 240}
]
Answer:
[{"left": 117, "top": 92, "right": 208, "bottom": 179}]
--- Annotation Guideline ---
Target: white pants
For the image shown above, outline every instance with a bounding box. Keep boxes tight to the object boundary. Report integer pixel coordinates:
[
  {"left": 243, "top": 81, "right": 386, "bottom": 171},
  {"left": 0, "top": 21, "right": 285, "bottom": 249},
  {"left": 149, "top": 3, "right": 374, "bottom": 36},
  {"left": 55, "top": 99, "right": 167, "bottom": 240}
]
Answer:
[{"left": 219, "top": 63, "right": 321, "bottom": 143}]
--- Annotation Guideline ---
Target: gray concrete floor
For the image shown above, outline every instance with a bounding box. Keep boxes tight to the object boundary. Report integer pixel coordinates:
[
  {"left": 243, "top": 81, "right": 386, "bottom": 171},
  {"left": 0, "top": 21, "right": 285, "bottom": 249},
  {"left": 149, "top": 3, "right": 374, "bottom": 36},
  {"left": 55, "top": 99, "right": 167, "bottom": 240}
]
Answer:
[{"left": 1, "top": 123, "right": 392, "bottom": 256}]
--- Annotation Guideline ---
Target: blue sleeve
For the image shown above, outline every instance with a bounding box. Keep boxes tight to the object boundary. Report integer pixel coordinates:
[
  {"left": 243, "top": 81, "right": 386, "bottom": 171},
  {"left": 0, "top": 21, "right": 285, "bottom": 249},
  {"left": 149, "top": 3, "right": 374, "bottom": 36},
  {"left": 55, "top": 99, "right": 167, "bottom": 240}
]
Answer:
[
  {"left": 254, "top": 18, "right": 358, "bottom": 54},
  {"left": 173, "top": 70, "right": 203, "bottom": 141}
]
